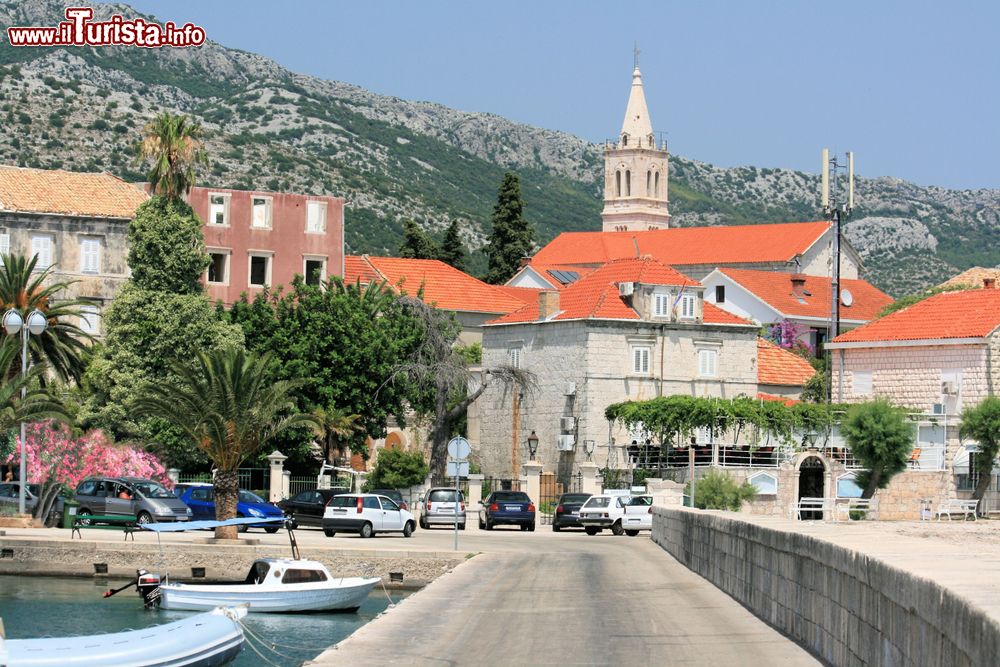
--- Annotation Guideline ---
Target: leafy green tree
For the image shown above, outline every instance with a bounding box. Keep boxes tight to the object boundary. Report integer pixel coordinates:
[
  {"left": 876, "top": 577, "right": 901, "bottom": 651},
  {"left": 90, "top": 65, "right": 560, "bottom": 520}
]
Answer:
[
  {"left": 398, "top": 219, "right": 439, "bottom": 260},
  {"left": 314, "top": 405, "right": 363, "bottom": 465},
  {"left": 364, "top": 449, "right": 428, "bottom": 491},
  {"left": 135, "top": 111, "right": 207, "bottom": 198},
  {"left": 959, "top": 397, "right": 1000, "bottom": 501},
  {"left": 840, "top": 399, "right": 915, "bottom": 498},
  {"left": 136, "top": 348, "right": 316, "bottom": 539},
  {"left": 128, "top": 197, "right": 210, "bottom": 295},
  {"left": 684, "top": 470, "right": 757, "bottom": 510},
  {"left": 0, "top": 254, "right": 92, "bottom": 382},
  {"left": 438, "top": 220, "right": 467, "bottom": 271},
  {"left": 484, "top": 172, "right": 534, "bottom": 284}
]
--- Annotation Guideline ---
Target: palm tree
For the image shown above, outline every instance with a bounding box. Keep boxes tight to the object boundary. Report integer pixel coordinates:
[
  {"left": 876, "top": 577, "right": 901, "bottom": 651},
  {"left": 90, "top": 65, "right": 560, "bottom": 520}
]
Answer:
[
  {"left": 314, "top": 405, "right": 363, "bottom": 465},
  {"left": 135, "top": 348, "right": 317, "bottom": 539},
  {"left": 0, "top": 253, "right": 93, "bottom": 383},
  {"left": 135, "top": 111, "right": 207, "bottom": 198}
]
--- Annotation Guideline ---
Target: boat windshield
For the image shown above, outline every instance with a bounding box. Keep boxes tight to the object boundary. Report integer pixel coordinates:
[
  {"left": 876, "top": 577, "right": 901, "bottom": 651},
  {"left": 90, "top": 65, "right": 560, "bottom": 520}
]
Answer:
[
  {"left": 239, "top": 490, "right": 267, "bottom": 504},
  {"left": 131, "top": 481, "right": 175, "bottom": 499}
]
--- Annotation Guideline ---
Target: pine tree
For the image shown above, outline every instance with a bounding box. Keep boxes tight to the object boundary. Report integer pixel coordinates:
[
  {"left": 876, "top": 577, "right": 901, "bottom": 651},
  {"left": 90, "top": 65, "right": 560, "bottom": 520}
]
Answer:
[
  {"left": 438, "top": 220, "right": 467, "bottom": 271},
  {"left": 398, "top": 219, "right": 439, "bottom": 259},
  {"left": 484, "top": 172, "right": 533, "bottom": 284}
]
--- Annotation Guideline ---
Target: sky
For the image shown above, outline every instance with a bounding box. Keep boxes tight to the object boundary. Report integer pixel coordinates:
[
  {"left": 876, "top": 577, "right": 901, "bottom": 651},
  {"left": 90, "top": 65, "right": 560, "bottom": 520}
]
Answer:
[{"left": 122, "top": 0, "right": 1000, "bottom": 190}]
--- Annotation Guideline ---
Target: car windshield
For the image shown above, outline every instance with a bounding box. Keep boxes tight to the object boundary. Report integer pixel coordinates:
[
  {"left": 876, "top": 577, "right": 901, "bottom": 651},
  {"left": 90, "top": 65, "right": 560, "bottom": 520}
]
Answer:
[
  {"left": 239, "top": 490, "right": 267, "bottom": 504},
  {"left": 429, "top": 490, "right": 461, "bottom": 502},
  {"left": 130, "top": 481, "right": 174, "bottom": 499},
  {"left": 583, "top": 497, "right": 610, "bottom": 508},
  {"left": 561, "top": 494, "right": 590, "bottom": 504},
  {"left": 328, "top": 496, "right": 358, "bottom": 508},
  {"left": 492, "top": 492, "right": 529, "bottom": 502}
]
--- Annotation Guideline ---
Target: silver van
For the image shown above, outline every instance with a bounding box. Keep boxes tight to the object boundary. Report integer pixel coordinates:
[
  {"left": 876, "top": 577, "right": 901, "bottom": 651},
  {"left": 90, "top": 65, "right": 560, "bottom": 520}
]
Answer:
[
  {"left": 74, "top": 477, "right": 191, "bottom": 524},
  {"left": 418, "top": 488, "right": 466, "bottom": 529}
]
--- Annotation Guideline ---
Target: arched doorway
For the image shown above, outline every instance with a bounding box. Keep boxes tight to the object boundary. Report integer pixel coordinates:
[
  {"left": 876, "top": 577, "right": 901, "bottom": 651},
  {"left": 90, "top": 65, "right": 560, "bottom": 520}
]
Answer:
[{"left": 798, "top": 456, "right": 826, "bottom": 519}]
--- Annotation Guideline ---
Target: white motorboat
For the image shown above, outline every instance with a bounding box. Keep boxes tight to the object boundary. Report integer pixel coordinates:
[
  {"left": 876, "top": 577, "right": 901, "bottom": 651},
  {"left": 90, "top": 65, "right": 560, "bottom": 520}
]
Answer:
[
  {"left": 157, "top": 557, "right": 380, "bottom": 613},
  {"left": 0, "top": 605, "right": 247, "bottom": 667}
]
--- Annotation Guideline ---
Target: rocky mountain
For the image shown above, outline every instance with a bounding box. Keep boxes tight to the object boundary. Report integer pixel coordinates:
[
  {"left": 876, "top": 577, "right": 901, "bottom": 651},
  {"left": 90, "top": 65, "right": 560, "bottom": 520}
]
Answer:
[{"left": 1, "top": 0, "right": 998, "bottom": 295}]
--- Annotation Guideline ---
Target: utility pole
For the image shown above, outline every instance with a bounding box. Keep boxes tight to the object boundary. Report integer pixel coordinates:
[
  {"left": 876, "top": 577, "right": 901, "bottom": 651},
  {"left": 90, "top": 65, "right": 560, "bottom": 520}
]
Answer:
[{"left": 820, "top": 149, "right": 855, "bottom": 403}]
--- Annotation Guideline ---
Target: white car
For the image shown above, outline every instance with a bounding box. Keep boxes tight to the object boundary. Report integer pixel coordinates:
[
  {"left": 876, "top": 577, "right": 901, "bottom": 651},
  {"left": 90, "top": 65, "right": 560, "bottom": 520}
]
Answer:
[
  {"left": 620, "top": 495, "right": 653, "bottom": 536},
  {"left": 578, "top": 494, "right": 629, "bottom": 535},
  {"left": 321, "top": 493, "right": 416, "bottom": 538}
]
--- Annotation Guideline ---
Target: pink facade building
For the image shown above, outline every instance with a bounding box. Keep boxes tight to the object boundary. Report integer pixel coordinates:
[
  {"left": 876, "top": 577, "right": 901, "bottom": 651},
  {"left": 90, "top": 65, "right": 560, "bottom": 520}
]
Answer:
[{"left": 186, "top": 187, "right": 344, "bottom": 305}]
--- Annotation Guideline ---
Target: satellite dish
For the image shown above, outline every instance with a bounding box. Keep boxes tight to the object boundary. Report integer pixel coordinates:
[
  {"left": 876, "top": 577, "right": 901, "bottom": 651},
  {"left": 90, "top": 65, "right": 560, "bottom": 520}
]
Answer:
[{"left": 841, "top": 289, "right": 854, "bottom": 307}]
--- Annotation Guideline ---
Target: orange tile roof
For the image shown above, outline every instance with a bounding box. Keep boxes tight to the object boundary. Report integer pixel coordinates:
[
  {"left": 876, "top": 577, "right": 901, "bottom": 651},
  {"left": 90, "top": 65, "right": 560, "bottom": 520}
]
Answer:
[
  {"left": 757, "top": 338, "right": 816, "bottom": 387},
  {"left": 704, "top": 302, "right": 754, "bottom": 326},
  {"left": 495, "top": 285, "right": 542, "bottom": 304},
  {"left": 832, "top": 289, "right": 1000, "bottom": 343},
  {"left": 757, "top": 392, "right": 800, "bottom": 406},
  {"left": 343, "top": 255, "right": 526, "bottom": 315},
  {"left": 719, "top": 268, "right": 893, "bottom": 322},
  {"left": 938, "top": 267, "right": 1000, "bottom": 290},
  {"left": 529, "top": 221, "right": 830, "bottom": 267},
  {"left": 0, "top": 166, "right": 148, "bottom": 219}
]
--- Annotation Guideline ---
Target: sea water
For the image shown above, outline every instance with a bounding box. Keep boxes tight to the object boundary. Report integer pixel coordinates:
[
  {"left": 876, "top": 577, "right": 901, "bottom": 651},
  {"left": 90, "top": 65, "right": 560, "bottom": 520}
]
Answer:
[{"left": 0, "top": 574, "right": 404, "bottom": 666}]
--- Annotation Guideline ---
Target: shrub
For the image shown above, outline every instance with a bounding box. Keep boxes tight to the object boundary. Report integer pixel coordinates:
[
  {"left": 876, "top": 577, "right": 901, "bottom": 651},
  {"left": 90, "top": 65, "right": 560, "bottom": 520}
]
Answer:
[
  {"left": 684, "top": 470, "right": 756, "bottom": 510},
  {"left": 363, "top": 449, "right": 428, "bottom": 491}
]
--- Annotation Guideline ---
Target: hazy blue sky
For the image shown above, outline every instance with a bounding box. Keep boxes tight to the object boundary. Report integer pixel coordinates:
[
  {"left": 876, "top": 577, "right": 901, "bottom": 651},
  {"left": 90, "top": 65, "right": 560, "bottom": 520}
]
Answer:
[{"left": 123, "top": 1, "right": 999, "bottom": 190}]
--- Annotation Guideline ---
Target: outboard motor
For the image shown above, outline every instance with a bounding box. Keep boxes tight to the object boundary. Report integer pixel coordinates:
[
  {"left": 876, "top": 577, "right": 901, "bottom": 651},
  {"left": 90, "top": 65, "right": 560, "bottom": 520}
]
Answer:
[{"left": 136, "top": 569, "right": 162, "bottom": 608}]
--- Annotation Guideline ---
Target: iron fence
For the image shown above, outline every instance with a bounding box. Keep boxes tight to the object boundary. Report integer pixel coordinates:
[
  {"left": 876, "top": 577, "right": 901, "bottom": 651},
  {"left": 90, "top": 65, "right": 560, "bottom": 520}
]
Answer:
[
  {"left": 479, "top": 477, "right": 521, "bottom": 501},
  {"left": 538, "top": 472, "right": 583, "bottom": 525},
  {"left": 177, "top": 468, "right": 270, "bottom": 494}
]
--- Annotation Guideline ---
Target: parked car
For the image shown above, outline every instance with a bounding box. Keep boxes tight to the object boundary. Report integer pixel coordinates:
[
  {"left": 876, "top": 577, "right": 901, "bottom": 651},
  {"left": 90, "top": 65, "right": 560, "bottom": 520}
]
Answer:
[
  {"left": 479, "top": 490, "right": 535, "bottom": 531},
  {"left": 74, "top": 477, "right": 192, "bottom": 524},
  {"left": 277, "top": 488, "right": 349, "bottom": 529},
  {"left": 578, "top": 494, "right": 629, "bottom": 535},
  {"left": 174, "top": 483, "right": 284, "bottom": 533},
  {"left": 419, "top": 488, "right": 466, "bottom": 529},
  {"left": 620, "top": 495, "right": 653, "bottom": 536},
  {"left": 0, "top": 482, "right": 64, "bottom": 526},
  {"left": 551, "top": 492, "right": 592, "bottom": 532},
  {"left": 370, "top": 488, "right": 408, "bottom": 511},
  {"left": 321, "top": 493, "right": 416, "bottom": 538}
]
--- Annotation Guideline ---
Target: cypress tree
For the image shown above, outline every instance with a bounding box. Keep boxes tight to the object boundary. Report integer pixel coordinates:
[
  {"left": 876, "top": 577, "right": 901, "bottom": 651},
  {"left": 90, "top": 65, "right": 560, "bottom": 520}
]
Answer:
[
  {"left": 484, "top": 172, "right": 533, "bottom": 284},
  {"left": 438, "top": 220, "right": 467, "bottom": 271},
  {"left": 398, "top": 219, "right": 439, "bottom": 259}
]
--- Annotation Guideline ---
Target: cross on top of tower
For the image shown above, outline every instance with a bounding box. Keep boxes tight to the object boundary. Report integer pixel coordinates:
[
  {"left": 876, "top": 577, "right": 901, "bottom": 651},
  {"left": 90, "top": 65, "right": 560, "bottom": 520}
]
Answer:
[{"left": 634, "top": 42, "right": 641, "bottom": 70}]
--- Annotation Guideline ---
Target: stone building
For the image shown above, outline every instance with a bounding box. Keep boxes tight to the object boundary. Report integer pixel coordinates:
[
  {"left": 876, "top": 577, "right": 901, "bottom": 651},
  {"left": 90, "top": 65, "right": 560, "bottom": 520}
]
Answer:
[
  {"left": 478, "top": 256, "right": 759, "bottom": 478},
  {"left": 0, "top": 166, "right": 148, "bottom": 337}
]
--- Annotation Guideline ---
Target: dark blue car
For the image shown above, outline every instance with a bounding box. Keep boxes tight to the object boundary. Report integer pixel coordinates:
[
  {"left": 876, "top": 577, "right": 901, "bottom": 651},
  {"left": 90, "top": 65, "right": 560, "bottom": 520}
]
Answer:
[
  {"left": 175, "top": 483, "right": 284, "bottom": 533},
  {"left": 478, "top": 490, "right": 535, "bottom": 531}
]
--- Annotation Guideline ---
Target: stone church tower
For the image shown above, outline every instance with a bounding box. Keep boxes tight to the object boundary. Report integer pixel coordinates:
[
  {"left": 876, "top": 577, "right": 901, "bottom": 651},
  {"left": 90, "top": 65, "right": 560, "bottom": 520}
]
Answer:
[{"left": 600, "top": 64, "right": 670, "bottom": 232}]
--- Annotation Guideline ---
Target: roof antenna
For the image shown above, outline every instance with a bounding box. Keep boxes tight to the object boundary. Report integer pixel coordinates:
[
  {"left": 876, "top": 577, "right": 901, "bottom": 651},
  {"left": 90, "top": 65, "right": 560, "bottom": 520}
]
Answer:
[{"left": 632, "top": 236, "right": 640, "bottom": 257}]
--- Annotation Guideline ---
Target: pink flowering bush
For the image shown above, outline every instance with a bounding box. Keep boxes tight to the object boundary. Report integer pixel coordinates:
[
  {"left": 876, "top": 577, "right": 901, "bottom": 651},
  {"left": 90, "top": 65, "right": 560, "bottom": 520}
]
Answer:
[{"left": 765, "top": 319, "right": 815, "bottom": 358}]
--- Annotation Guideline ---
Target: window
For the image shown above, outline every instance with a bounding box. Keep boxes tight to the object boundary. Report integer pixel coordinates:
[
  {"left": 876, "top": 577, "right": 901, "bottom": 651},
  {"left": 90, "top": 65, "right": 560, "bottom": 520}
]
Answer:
[
  {"left": 251, "top": 197, "right": 272, "bottom": 229},
  {"left": 282, "top": 568, "right": 328, "bottom": 584},
  {"left": 852, "top": 370, "right": 873, "bottom": 396},
  {"left": 748, "top": 472, "right": 778, "bottom": 495},
  {"left": 304, "top": 258, "right": 325, "bottom": 286},
  {"left": 379, "top": 497, "right": 400, "bottom": 511},
  {"left": 646, "top": 170, "right": 652, "bottom": 196},
  {"left": 680, "top": 294, "right": 697, "bottom": 320},
  {"left": 249, "top": 254, "right": 270, "bottom": 287},
  {"left": 79, "top": 237, "right": 100, "bottom": 274},
  {"left": 653, "top": 293, "right": 670, "bottom": 318},
  {"left": 654, "top": 171, "right": 660, "bottom": 198},
  {"left": 631, "top": 345, "right": 650, "bottom": 375},
  {"left": 698, "top": 349, "right": 717, "bottom": 377},
  {"left": 507, "top": 347, "right": 521, "bottom": 368},
  {"left": 363, "top": 496, "right": 380, "bottom": 510},
  {"left": 615, "top": 171, "right": 621, "bottom": 197},
  {"left": 79, "top": 304, "right": 100, "bottom": 335},
  {"left": 31, "top": 235, "right": 53, "bottom": 270},
  {"left": 306, "top": 200, "right": 327, "bottom": 233},
  {"left": 715, "top": 285, "right": 725, "bottom": 303},
  {"left": 207, "top": 253, "right": 228, "bottom": 284},
  {"left": 0, "top": 232, "right": 9, "bottom": 266},
  {"left": 209, "top": 193, "right": 229, "bottom": 225},
  {"left": 624, "top": 170, "right": 631, "bottom": 196}
]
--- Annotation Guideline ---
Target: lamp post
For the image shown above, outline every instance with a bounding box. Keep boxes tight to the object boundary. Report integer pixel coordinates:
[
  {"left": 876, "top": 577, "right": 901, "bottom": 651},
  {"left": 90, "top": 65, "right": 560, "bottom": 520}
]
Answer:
[
  {"left": 3, "top": 308, "right": 47, "bottom": 515},
  {"left": 526, "top": 430, "right": 539, "bottom": 461}
]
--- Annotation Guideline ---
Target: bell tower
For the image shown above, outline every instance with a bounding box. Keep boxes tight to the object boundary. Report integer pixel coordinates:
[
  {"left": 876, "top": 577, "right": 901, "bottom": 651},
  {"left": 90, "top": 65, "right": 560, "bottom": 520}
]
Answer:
[{"left": 601, "top": 54, "right": 670, "bottom": 232}]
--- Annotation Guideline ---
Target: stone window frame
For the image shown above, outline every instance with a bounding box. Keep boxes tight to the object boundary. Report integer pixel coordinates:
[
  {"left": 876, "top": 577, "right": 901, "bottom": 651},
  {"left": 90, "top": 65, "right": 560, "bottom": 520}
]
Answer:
[
  {"left": 695, "top": 339, "right": 722, "bottom": 379},
  {"left": 507, "top": 344, "right": 523, "bottom": 369},
  {"left": 652, "top": 292, "right": 670, "bottom": 319},
  {"left": 679, "top": 294, "right": 697, "bottom": 320},
  {"left": 305, "top": 200, "right": 327, "bottom": 234},
  {"left": 250, "top": 195, "right": 273, "bottom": 230},
  {"left": 303, "top": 254, "right": 327, "bottom": 286},
  {"left": 748, "top": 471, "right": 778, "bottom": 496},
  {"left": 30, "top": 234, "right": 54, "bottom": 271},
  {"left": 208, "top": 192, "right": 231, "bottom": 227},
  {"left": 78, "top": 302, "right": 101, "bottom": 336},
  {"left": 78, "top": 235, "right": 102, "bottom": 275},
  {"left": 247, "top": 250, "right": 273, "bottom": 288},
  {"left": 206, "top": 248, "right": 232, "bottom": 286},
  {"left": 0, "top": 229, "right": 9, "bottom": 266}
]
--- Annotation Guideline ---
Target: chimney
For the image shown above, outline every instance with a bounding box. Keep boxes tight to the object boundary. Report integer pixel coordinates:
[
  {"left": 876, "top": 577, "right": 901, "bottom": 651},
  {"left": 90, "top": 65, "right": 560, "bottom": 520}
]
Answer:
[
  {"left": 538, "top": 290, "right": 560, "bottom": 320},
  {"left": 984, "top": 277, "right": 996, "bottom": 290},
  {"left": 790, "top": 274, "right": 807, "bottom": 298}
]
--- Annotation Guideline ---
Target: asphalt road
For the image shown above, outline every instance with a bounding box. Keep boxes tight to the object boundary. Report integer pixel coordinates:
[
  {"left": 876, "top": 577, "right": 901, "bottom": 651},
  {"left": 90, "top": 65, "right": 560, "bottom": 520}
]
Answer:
[{"left": 310, "top": 530, "right": 820, "bottom": 667}]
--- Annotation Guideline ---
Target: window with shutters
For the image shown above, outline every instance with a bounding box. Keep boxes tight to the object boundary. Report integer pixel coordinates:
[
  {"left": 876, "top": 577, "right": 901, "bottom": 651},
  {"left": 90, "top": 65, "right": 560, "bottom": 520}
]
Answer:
[
  {"left": 0, "top": 232, "right": 9, "bottom": 267},
  {"left": 209, "top": 193, "right": 230, "bottom": 226},
  {"left": 852, "top": 371, "right": 873, "bottom": 396},
  {"left": 653, "top": 293, "right": 670, "bottom": 318},
  {"left": 251, "top": 197, "right": 272, "bottom": 229},
  {"left": 680, "top": 294, "right": 697, "bottom": 320},
  {"left": 79, "top": 304, "right": 100, "bottom": 335},
  {"left": 507, "top": 347, "right": 521, "bottom": 369},
  {"left": 631, "top": 345, "right": 651, "bottom": 375},
  {"left": 79, "top": 237, "right": 101, "bottom": 274},
  {"left": 306, "top": 200, "right": 327, "bottom": 233},
  {"left": 698, "top": 349, "right": 717, "bottom": 377},
  {"left": 31, "top": 235, "right": 53, "bottom": 270}
]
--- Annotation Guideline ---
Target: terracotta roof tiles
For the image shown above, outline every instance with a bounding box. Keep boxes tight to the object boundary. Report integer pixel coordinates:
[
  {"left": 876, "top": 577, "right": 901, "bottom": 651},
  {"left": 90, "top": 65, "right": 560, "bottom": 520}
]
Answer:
[
  {"left": 0, "top": 166, "right": 148, "bottom": 219},
  {"left": 757, "top": 338, "right": 816, "bottom": 386}
]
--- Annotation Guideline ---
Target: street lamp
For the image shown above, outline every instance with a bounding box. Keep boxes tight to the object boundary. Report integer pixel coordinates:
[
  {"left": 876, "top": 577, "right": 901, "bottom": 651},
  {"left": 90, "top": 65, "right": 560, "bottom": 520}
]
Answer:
[
  {"left": 526, "top": 430, "right": 539, "bottom": 460},
  {"left": 3, "top": 308, "right": 47, "bottom": 515}
]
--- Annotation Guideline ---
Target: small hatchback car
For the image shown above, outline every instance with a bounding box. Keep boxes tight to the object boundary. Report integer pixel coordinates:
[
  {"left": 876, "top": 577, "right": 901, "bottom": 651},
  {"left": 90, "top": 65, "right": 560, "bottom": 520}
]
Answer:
[
  {"left": 419, "top": 488, "right": 466, "bottom": 529},
  {"left": 321, "top": 493, "right": 416, "bottom": 538}
]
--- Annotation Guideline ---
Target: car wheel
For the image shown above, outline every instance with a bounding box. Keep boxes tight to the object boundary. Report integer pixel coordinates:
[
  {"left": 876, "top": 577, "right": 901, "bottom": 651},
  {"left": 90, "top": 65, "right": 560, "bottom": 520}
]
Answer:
[
  {"left": 458, "top": 522, "right": 465, "bottom": 531},
  {"left": 136, "top": 511, "right": 153, "bottom": 525},
  {"left": 403, "top": 521, "right": 414, "bottom": 538},
  {"left": 419, "top": 517, "right": 428, "bottom": 530},
  {"left": 625, "top": 530, "right": 639, "bottom": 537},
  {"left": 520, "top": 524, "right": 528, "bottom": 531},
  {"left": 611, "top": 520, "right": 624, "bottom": 536},
  {"left": 77, "top": 509, "right": 93, "bottom": 526},
  {"left": 585, "top": 526, "right": 599, "bottom": 536},
  {"left": 485, "top": 519, "right": 494, "bottom": 531},
  {"left": 527, "top": 523, "right": 535, "bottom": 532},
  {"left": 552, "top": 523, "right": 561, "bottom": 532},
  {"left": 324, "top": 528, "right": 336, "bottom": 537},
  {"left": 236, "top": 515, "right": 248, "bottom": 533},
  {"left": 360, "top": 522, "right": 374, "bottom": 538},
  {"left": 478, "top": 517, "right": 485, "bottom": 529},
  {"left": 265, "top": 527, "right": 280, "bottom": 534}
]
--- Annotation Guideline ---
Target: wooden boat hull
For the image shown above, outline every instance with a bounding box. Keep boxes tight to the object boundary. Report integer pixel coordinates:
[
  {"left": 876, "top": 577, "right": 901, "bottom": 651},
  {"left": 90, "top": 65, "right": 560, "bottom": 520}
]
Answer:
[
  {"left": 1, "top": 605, "right": 246, "bottom": 667},
  {"left": 159, "top": 577, "right": 380, "bottom": 613}
]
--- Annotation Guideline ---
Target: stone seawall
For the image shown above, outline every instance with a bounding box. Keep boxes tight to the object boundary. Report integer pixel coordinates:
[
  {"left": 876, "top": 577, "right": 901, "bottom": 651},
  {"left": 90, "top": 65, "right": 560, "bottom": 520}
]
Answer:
[{"left": 652, "top": 508, "right": 1000, "bottom": 666}]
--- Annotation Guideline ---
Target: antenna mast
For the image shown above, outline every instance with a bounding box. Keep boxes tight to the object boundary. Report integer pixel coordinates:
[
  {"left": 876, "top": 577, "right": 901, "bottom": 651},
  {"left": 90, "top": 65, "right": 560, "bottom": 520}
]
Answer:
[{"left": 820, "top": 148, "right": 855, "bottom": 402}]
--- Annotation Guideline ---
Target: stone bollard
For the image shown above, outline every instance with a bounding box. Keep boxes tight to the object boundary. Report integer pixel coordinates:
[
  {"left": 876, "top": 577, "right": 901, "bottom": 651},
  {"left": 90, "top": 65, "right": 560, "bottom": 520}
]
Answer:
[
  {"left": 578, "top": 461, "right": 602, "bottom": 496},
  {"left": 166, "top": 468, "right": 180, "bottom": 486},
  {"left": 467, "top": 473, "right": 484, "bottom": 529},
  {"left": 522, "top": 462, "right": 542, "bottom": 530},
  {"left": 266, "top": 450, "right": 287, "bottom": 503}
]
